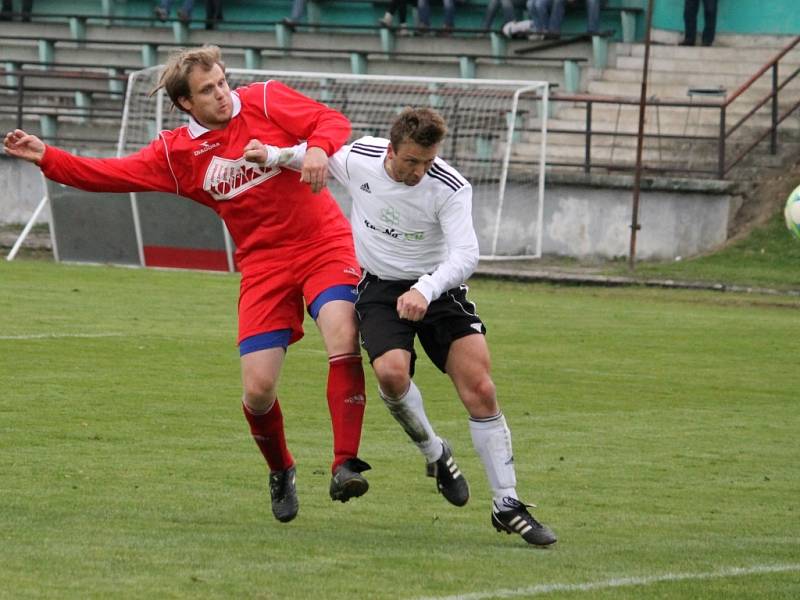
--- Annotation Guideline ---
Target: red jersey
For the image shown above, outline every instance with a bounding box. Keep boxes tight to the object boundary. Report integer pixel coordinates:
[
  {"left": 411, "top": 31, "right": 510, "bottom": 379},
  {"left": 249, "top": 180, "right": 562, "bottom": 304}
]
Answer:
[{"left": 39, "top": 80, "right": 353, "bottom": 274}]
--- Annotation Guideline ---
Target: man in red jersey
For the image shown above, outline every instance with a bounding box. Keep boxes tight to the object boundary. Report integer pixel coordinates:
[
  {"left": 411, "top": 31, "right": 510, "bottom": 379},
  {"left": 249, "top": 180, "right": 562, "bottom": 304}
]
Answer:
[{"left": 3, "top": 45, "right": 370, "bottom": 523}]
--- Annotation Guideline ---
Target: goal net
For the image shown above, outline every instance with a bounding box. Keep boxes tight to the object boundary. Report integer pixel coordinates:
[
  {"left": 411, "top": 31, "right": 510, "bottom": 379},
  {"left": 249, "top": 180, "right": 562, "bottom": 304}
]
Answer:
[{"left": 119, "top": 67, "right": 549, "bottom": 260}]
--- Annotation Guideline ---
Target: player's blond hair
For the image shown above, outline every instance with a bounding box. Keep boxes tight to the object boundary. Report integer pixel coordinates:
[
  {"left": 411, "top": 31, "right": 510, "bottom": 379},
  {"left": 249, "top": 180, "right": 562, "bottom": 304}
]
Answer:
[
  {"left": 152, "top": 45, "right": 226, "bottom": 112},
  {"left": 389, "top": 107, "right": 448, "bottom": 149}
]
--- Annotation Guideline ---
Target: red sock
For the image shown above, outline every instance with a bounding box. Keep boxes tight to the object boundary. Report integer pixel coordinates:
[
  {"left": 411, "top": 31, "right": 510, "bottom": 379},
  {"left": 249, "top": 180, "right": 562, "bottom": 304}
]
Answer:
[
  {"left": 242, "top": 399, "right": 294, "bottom": 473},
  {"left": 327, "top": 353, "right": 367, "bottom": 473}
]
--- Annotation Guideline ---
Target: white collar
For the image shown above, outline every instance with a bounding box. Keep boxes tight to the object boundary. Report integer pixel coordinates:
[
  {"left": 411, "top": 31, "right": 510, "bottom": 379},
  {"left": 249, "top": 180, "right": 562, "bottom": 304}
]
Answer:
[{"left": 187, "top": 90, "right": 241, "bottom": 139}]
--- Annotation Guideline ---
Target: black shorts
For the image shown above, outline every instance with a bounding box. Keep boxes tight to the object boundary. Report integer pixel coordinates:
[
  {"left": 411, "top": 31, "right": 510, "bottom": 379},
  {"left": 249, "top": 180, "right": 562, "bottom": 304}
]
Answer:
[{"left": 355, "top": 273, "right": 486, "bottom": 375}]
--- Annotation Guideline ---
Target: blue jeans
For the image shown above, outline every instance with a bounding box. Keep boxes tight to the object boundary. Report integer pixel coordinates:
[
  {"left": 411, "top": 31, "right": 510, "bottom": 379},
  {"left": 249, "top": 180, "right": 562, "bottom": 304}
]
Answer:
[
  {"left": 159, "top": 0, "right": 194, "bottom": 12},
  {"left": 527, "top": 0, "right": 600, "bottom": 34},
  {"left": 482, "top": 0, "right": 516, "bottom": 30},
  {"left": 289, "top": 0, "right": 306, "bottom": 22},
  {"left": 417, "top": 0, "right": 455, "bottom": 28}
]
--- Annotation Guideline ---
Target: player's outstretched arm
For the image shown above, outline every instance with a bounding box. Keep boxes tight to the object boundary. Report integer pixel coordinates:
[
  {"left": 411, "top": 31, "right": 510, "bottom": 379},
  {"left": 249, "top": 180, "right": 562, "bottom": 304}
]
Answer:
[{"left": 3, "top": 129, "right": 45, "bottom": 164}]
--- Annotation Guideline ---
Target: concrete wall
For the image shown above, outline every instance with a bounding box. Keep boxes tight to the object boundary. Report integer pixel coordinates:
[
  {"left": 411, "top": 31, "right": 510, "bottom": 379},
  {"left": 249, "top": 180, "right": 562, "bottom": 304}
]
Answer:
[
  {"left": 538, "top": 183, "right": 731, "bottom": 260},
  {"left": 334, "top": 177, "right": 733, "bottom": 260},
  {"left": 0, "top": 154, "right": 48, "bottom": 225}
]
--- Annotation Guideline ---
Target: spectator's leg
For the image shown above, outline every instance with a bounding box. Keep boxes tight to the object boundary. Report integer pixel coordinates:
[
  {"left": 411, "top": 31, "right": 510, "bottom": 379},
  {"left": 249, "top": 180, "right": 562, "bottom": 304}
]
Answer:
[
  {"left": 417, "top": 0, "right": 431, "bottom": 28},
  {"left": 178, "top": 0, "right": 193, "bottom": 22},
  {"left": 154, "top": 0, "right": 170, "bottom": 21},
  {"left": 396, "top": 0, "right": 407, "bottom": 24},
  {"left": 481, "top": 0, "right": 499, "bottom": 30},
  {"left": 204, "top": 0, "right": 214, "bottom": 29},
  {"left": 20, "top": 0, "right": 32, "bottom": 20},
  {"left": 0, "top": 0, "right": 10, "bottom": 21},
  {"left": 549, "top": 0, "right": 566, "bottom": 34},
  {"left": 442, "top": 0, "right": 455, "bottom": 29},
  {"left": 586, "top": 0, "right": 600, "bottom": 34},
  {"left": 682, "top": 0, "right": 699, "bottom": 45},
  {"left": 701, "top": 0, "right": 717, "bottom": 46},
  {"left": 289, "top": 0, "right": 305, "bottom": 23},
  {"left": 500, "top": 0, "right": 516, "bottom": 25},
  {"left": 533, "top": 0, "right": 549, "bottom": 32}
]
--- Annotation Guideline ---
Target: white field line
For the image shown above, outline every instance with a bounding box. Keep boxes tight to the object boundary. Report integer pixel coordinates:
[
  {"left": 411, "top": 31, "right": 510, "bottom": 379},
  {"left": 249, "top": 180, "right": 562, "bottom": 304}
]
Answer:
[
  {"left": 412, "top": 564, "right": 800, "bottom": 600},
  {"left": 0, "top": 333, "right": 125, "bottom": 340}
]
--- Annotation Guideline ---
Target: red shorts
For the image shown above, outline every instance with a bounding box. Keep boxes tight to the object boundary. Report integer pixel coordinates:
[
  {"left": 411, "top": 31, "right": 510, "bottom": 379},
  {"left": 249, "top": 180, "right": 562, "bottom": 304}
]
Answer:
[{"left": 237, "top": 235, "right": 361, "bottom": 346}]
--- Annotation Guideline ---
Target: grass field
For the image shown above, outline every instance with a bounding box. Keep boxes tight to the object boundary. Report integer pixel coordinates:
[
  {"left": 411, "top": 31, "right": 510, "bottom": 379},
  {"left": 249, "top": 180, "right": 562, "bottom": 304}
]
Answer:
[
  {"left": 2, "top": 259, "right": 800, "bottom": 599},
  {"left": 606, "top": 210, "right": 800, "bottom": 291}
]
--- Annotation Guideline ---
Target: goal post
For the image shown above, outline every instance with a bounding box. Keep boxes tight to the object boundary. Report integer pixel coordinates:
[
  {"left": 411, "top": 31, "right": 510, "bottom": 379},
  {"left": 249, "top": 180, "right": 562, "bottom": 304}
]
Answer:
[{"left": 118, "top": 67, "right": 549, "bottom": 265}]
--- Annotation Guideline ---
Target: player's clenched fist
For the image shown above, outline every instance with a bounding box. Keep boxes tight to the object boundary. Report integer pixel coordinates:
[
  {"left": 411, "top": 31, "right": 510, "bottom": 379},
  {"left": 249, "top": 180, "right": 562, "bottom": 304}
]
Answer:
[
  {"left": 243, "top": 138, "right": 286, "bottom": 168},
  {"left": 3, "top": 129, "right": 45, "bottom": 164},
  {"left": 396, "top": 289, "right": 429, "bottom": 322},
  {"left": 300, "top": 146, "right": 329, "bottom": 194}
]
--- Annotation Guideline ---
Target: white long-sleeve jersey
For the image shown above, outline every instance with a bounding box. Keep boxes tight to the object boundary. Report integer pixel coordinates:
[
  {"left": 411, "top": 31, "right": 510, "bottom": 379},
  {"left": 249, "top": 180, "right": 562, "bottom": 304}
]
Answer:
[{"left": 322, "top": 136, "right": 480, "bottom": 303}]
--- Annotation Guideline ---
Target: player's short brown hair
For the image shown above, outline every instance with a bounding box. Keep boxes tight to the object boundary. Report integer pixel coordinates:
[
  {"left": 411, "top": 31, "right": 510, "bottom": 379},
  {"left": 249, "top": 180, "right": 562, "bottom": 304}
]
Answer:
[
  {"left": 153, "top": 45, "right": 226, "bottom": 112},
  {"left": 389, "top": 107, "right": 448, "bottom": 149}
]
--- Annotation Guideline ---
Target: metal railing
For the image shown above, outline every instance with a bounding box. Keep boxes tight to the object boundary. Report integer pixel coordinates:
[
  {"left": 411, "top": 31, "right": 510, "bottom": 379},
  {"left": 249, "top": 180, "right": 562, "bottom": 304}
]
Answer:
[
  {"left": 539, "top": 35, "right": 800, "bottom": 179},
  {"left": 0, "top": 62, "right": 131, "bottom": 151}
]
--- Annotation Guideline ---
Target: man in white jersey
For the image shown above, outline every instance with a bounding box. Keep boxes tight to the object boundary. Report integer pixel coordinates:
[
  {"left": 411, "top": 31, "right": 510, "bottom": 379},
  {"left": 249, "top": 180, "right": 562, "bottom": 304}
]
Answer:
[{"left": 251, "top": 107, "right": 556, "bottom": 546}]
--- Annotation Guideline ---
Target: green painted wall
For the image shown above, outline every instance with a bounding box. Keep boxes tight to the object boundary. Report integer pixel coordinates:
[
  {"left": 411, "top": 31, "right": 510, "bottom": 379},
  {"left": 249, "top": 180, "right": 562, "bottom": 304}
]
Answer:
[{"left": 651, "top": 0, "right": 800, "bottom": 36}]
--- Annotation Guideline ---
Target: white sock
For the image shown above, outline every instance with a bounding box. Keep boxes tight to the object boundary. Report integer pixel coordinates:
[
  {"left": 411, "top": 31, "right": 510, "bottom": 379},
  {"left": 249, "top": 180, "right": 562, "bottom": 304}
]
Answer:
[
  {"left": 380, "top": 380, "right": 443, "bottom": 462},
  {"left": 469, "top": 412, "right": 518, "bottom": 507}
]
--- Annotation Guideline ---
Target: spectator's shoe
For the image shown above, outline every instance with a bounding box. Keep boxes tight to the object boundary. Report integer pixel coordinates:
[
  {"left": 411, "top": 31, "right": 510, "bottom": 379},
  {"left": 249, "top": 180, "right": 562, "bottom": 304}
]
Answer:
[
  {"left": 281, "top": 17, "right": 297, "bottom": 31},
  {"left": 154, "top": 6, "right": 167, "bottom": 21},
  {"left": 268, "top": 465, "right": 299, "bottom": 523},
  {"left": 329, "top": 458, "right": 371, "bottom": 502},
  {"left": 177, "top": 8, "right": 190, "bottom": 23},
  {"left": 426, "top": 440, "right": 469, "bottom": 506},
  {"left": 679, "top": 39, "right": 695, "bottom": 46},
  {"left": 378, "top": 12, "right": 392, "bottom": 27},
  {"left": 492, "top": 497, "right": 557, "bottom": 546}
]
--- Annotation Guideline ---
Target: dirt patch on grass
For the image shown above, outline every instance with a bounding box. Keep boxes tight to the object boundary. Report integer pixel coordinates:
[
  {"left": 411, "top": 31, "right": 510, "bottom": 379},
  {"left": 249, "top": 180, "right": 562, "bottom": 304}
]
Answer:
[{"left": 727, "top": 158, "right": 800, "bottom": 243}]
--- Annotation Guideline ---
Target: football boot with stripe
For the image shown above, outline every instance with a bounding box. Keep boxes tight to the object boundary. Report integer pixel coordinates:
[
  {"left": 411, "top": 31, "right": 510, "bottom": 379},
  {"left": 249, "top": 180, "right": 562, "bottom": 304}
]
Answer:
[
  {"left": 426, "top": 440, "right": 470, "bottom": 507},
  {"left": 492, "top": 497, "right": 557, "bottom": 546}
]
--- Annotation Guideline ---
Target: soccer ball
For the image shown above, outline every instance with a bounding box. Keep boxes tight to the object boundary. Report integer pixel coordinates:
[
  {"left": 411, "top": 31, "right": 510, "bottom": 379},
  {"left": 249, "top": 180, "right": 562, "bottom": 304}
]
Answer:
[{"left": 785, "top": 184, "right": 800, "bottom": 240}]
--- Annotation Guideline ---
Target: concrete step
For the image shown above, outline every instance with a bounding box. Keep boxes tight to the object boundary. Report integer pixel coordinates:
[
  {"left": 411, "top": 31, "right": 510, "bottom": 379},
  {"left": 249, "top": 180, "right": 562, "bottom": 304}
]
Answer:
[
  {"left": 617, "top": 41, "right": 799, "bottom": 64},
  {"left": 2, "top": 74, "right": 125, "bottom": 95},
  {"left": 586, "top": 79, "right": 800, "bottom": 104},
  {"left": 589, "top": 67, "right": 800, "bottom": 95},
  {"left": 514, "top": 142, "right": 719, "bottom": 165},
  {"left": 615, "top": 54, "right": 800, "bottom": 76},
  {"left": 546, "top": 117, "right": 800, "bottom": 143},
  {"left": 554, "top": 104, "right": 800, "bottom": 130},
  {"left": 535, "top": 127, "right": 800, "bottom": 150},
  {"left": 649, "top": 29, "right": 796, "bottom": 49}
]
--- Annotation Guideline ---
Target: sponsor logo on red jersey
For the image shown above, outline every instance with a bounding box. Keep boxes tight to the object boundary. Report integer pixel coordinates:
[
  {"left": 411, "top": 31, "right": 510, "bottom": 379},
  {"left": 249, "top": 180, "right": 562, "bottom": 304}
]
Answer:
[
  {"left": 203, "top": 156, "right": 281, "bottom": 201},
  {"left": 193, "top": 141, "right": 221, "bottom": 156}
]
